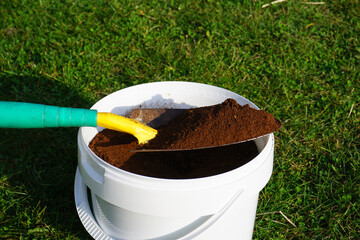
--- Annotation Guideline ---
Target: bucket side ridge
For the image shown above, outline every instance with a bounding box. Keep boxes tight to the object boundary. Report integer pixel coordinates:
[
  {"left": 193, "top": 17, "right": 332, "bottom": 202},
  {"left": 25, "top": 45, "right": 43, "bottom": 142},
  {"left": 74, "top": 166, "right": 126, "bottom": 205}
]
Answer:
[{"left": 74, "top": 169, "right": 114, "bottom": 240}]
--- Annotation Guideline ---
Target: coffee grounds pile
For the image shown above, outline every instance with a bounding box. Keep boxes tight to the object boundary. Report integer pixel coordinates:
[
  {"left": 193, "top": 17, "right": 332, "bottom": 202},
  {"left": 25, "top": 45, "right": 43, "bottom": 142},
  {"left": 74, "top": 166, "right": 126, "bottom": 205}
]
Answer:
[
  {"left": 89, "top": 130, "right": 258, "bottom": 179},
  {"left": 89, "top": 98, "right": 281, "bottom": 179},
  {"left": 142, "top": 98, "right": 281, "bottom": 150}
]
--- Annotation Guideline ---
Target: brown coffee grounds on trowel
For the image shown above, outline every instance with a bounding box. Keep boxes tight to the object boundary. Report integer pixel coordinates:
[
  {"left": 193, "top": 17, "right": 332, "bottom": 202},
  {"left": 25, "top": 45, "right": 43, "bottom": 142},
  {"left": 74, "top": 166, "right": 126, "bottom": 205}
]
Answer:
[
  {"left": 89, "top": 98, "right": 280, "bottom": 179},
  {"left": 142, "top": 98, "right": 281, "bottom": 150}
]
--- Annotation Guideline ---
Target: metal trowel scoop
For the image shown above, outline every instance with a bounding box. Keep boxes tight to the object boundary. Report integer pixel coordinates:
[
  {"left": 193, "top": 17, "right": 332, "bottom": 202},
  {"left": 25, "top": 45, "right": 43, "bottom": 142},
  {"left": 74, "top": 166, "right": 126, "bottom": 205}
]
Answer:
[{"left": 128, "top": 108, "right": 282, "bottom": 152}]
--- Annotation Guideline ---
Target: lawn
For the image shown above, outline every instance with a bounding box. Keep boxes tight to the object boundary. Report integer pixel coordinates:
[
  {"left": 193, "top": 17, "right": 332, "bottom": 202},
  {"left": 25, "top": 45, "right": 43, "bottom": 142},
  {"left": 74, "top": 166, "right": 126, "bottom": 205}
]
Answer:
[{"left": 0, "top": 0, "right": 359, "bottom": 239}]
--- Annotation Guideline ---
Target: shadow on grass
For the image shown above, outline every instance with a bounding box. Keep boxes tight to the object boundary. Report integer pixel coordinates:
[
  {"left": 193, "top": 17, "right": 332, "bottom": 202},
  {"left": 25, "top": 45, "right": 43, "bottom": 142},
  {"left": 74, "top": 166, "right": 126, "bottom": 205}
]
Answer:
[{"left": 0, "top": 74, "right": 93, "bottom": 238}]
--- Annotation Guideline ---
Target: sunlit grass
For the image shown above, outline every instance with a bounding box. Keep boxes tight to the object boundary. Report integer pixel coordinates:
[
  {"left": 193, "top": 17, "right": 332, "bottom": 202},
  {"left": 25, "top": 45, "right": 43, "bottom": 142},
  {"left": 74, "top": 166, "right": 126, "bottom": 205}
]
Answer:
[{"left": 1, "top": 0, "right": 359, "bottom": 239}]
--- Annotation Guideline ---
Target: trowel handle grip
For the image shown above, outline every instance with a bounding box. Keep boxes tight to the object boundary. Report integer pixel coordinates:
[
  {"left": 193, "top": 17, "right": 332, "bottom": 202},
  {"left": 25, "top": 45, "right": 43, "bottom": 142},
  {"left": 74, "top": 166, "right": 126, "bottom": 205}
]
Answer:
[{"left": 0, "top": 101, "right": 97, "bottom": 128}]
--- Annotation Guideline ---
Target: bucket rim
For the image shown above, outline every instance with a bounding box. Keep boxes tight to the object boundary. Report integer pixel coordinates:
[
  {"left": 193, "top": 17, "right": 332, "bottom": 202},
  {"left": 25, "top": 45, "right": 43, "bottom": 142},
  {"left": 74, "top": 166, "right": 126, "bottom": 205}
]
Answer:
[
  {"left": 81, "top": 129, "right": 273, "bottom": 182},
  {"left": 80, "top": 81, "right": 274, "bottom": 188}
]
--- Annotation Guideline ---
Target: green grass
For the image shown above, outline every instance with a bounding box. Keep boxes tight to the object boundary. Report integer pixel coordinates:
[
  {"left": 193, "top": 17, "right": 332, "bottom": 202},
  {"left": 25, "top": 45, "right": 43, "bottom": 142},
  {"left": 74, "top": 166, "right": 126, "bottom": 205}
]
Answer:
[{"left": 1, "top": 0, "right": 359, "bottom": 239}]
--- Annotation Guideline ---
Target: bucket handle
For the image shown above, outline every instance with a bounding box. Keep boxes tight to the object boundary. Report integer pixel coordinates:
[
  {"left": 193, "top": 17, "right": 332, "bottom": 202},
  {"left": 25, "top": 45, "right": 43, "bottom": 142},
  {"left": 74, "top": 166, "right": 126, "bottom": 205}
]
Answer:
[
  {"left": 75, "top": 167, "right": 244, "bottom": 240},
  {"left": 177, "top": 188, "right": 244, "bottom": 240}
]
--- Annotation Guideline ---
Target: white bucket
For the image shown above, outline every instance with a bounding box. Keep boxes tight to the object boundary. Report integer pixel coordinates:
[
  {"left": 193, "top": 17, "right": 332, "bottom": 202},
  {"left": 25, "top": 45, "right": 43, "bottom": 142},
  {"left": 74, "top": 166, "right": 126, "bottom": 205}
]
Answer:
[{"left": 75, "top": 81, "right": 274, "bottom": 240}]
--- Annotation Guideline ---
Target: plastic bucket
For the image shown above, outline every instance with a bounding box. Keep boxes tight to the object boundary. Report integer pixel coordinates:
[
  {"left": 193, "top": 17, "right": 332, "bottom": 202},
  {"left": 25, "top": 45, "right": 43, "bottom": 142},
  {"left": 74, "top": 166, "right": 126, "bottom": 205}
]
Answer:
[{"left": 75, "top": 81, "right": 274, "bottom": 240}]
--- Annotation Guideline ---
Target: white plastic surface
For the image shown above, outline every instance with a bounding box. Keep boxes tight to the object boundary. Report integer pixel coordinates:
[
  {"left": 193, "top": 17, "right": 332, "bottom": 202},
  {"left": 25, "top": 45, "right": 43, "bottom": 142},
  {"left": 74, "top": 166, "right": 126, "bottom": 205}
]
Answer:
[
  {"left": 74, "top": 169, "right": 114, "bottom": 240},
  {"left": 75, "top": 167, "right": 247, "bottom": 240},
  {"left": 76, "top": 81, "right": 275, "bottom": 240}
]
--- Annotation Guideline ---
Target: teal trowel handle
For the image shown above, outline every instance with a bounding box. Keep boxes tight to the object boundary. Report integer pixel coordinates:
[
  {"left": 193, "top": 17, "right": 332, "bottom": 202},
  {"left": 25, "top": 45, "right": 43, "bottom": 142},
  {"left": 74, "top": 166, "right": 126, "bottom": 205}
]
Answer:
[{"left": 0, "top": 101, "right": 98, "bottom": 128}]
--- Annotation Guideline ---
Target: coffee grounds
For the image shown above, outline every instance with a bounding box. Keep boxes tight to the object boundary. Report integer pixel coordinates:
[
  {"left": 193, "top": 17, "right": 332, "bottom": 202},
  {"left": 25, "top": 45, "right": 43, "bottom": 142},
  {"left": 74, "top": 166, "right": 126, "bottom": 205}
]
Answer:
[
  {"left": 89, "top": 129, "right": 258, "bottom": 179},
  {"left": 142, "top": 98, "right": 281, "bottom": 150},
  {"left": 89, "top": 98, "right": 280, "bottom": 179}
]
